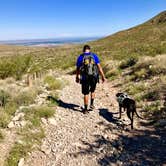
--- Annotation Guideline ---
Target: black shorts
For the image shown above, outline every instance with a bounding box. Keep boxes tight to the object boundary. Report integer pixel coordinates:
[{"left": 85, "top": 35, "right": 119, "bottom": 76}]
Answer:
[{"left": 81, "top": 76, "right": 97, "bottom": 95}]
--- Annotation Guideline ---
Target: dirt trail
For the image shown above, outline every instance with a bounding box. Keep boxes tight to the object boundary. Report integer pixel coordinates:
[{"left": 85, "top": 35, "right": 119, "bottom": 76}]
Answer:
[
  {"left": 0, "top": 129, "right": 17, "bottom": 166},
  {"left": 25, "top": 75, "right": 166, "bottom": 166}
]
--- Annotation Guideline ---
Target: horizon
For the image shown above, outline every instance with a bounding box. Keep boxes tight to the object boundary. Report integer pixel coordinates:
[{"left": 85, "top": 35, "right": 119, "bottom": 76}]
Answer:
[{"left": 0, "top": 0, "right": 166, "bottom": 41}]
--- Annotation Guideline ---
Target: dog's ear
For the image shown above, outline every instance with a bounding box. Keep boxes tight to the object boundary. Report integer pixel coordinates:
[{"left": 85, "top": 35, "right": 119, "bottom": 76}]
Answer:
[
  {"left": 116, "top": 93, "right": 119, "bottom": 97},
  {"left": 116, "top": 93, "right": 122, "bottom": 97}
]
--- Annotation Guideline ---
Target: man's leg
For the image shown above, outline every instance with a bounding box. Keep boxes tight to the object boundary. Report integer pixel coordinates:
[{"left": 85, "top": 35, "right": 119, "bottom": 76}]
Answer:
[
  {"left": 84, "top": 94, "right": 89, "bottom": 110},
  {"left": 89, "top": 77, "right": 97, "bottom": 109},
  {"left": 82, "top": 79, "right": 89, "bottom": 113},
  {"left": 90, "top": 92, "right": 95, "bottom": 106}
]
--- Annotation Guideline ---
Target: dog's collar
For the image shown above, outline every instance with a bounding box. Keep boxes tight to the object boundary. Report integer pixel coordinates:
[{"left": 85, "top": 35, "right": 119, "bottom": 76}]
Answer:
[{"left": 117, "top": 94, "right": 129, "bottom": 105}]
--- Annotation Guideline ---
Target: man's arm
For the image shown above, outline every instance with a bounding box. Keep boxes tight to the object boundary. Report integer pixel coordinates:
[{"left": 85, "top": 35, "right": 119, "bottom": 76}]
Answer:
[
  {"left": 97, "top": 63, "right": 106, "bottom": 83},
  {"left": 76, "top": 67, "right": 80, "bottom": 83}
]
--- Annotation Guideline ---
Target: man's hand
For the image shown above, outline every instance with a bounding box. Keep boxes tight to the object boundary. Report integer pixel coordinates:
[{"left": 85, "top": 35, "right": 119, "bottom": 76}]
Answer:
[
  {"left": 76, "top": 76, "right": 80, "bottom": 83},
  {"left": 102, "top": 76, "right": 106, "bottom": 83}
]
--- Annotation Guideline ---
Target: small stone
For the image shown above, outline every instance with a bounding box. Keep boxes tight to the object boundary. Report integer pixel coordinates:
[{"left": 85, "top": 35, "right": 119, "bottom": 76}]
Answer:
[
  {"left": 39, "top": 93, "right": 47, "bottom": 98},
  {"left": 20, "top": 121, "right": 27, "bottom": 127},
  {"left": 41, "top": 118, "right": 47, "bottom": 125},
  {"left": 16, "top": 140, "right": 24, "bottom": 145},
  {"left": 13, "top": 113, "right": 25, "bottom": 121},
  {"left": 8, "top": 121, "right": 15, "bottom": 128},
  {"left": 41, "top": 145, "right": 51, "bottom": 155},
  {"left": 48, "top": 118, "right": 57, "bottom": 126},
  {"left": 18, "top": 158, "right": 24, "bottom": 166}
]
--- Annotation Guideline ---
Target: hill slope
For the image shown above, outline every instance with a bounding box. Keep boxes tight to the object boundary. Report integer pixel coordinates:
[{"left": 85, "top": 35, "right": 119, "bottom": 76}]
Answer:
[{"left": 91, "top": 11, "right": 166, "bottom": 60}]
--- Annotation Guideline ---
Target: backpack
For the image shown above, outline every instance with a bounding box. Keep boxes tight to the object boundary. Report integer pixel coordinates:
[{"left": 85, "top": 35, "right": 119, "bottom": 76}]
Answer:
[{"left": 80, "top": 53, "right": 99, "bottom": 78}]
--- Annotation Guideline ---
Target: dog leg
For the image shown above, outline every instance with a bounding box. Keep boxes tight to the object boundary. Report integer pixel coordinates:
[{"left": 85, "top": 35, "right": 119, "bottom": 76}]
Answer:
[
  {"left": 127, "top": 109, "right": 133, "bottom": 129},
  {"left": 131, "top": 110, "right": 134, "bottom": 129},
  {"left": 118, "top": 105, "right": 122, "bottom": 119}
]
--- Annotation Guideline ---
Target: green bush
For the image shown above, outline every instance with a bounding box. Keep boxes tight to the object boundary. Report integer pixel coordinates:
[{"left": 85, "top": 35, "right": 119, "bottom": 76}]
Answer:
[
  {"left": 5, "top": 102, "right": 18, "bottom": 116},
  {"left": 6, "top": 141, "right": 32, "bottom": 166},
  {"left": 0, "top": 55, "right": 32, "bottom": 80},
  {"left": 13, "top": 89, "right": 37, "bottom": 106},
  {"left": 24, "top": 106, "right": 55, "bottom": 127},
  {"left": 125, "top": 83, "right": 146, "bottom": 95},
  {"left": 0, "top": 109, "right": 10, "bottom": 128},
  {"left": 44, "top": 76, "right": 62, "bottom": 90},
  {"left": 0, "top": 90, "right": 10, "bottom": 107},
  {"left": 142, "top": 90, "right": 160, "bottom": 101},
  {"left": 119, "top": 56, "right": 138, "bottom": 69},
  {"left": 0, "top": 130, "right": 4, "bottom": 140},
  {"left": 143, "top": 101, "right": 162, "bottom": 119},
  {"left": 105, "top": 69, "right": 120, "bottom": 80}
]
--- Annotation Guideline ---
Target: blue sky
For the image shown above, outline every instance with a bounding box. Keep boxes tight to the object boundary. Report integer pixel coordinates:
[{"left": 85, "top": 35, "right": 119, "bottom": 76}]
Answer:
[{"left": 0, "top": 0, "right": 166, "bottom": 40}]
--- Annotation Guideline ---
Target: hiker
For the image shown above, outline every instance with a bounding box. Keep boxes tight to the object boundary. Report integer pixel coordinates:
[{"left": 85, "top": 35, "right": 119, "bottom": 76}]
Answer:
[{"left": 76, "top": 45, "right": 106, "bottom": 114}]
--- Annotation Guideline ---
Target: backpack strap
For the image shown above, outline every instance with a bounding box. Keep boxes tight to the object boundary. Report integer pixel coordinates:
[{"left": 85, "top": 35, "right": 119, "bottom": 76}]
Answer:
[{"left": 82, "top": 52, "right": 96, "bottom": 63}]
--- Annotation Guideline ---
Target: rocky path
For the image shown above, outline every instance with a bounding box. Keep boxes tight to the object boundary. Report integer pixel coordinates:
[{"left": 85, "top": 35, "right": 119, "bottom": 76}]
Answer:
[
  {"left": 0, "top": 129, "right": 17, "bottom": 166},
  {"left": 25, "top": 75, "right": 166, "bottom": 166}
]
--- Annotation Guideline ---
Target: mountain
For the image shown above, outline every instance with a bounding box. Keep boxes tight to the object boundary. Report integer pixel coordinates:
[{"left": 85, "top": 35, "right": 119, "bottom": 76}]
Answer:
[{"left": 91, "top": 11, "right": 166, "bottom": 60}]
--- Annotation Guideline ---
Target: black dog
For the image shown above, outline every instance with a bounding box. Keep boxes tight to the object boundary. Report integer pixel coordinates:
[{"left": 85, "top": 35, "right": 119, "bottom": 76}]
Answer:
[{"left": 116, "top": 92, "right": 143, "bottom": 129}]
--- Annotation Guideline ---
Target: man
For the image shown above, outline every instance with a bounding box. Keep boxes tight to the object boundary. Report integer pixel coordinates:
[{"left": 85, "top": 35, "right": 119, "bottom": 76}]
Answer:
[{"left": 76, "top": 45, "right": 106, "bottom": 114}]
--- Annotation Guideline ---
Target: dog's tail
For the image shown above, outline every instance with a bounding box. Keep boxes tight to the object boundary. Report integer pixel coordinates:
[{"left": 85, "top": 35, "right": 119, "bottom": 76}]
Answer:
[{"left": 134, "top": 106, "right": 144, "bottom": 120}]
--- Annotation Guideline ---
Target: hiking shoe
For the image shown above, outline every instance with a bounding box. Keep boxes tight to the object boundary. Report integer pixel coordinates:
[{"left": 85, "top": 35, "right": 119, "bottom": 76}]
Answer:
[
  {"left": 82, "top": 109, "right": 89, "bottom": 114},
  {"left": 89, "top": 105, "right": 95, "bottom": 111}
]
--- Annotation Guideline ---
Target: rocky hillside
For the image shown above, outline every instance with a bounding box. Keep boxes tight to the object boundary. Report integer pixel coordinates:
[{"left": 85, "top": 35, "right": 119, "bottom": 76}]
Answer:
[{"left": 91, "top": 11, "right": 166, "bottom": 60}]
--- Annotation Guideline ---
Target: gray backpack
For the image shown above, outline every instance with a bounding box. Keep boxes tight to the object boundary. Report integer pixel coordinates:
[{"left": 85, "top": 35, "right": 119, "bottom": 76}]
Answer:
[{"left": 80, "top": 53, "right": 99, "bottom": 77}]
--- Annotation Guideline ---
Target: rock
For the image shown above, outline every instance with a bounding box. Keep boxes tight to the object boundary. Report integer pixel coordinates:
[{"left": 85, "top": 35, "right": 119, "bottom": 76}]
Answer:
[
  {"left": 37, "top": 100, "right": 44, "bottom": 106},
  {"left": 13, "top": 113, "right": 25, "bottom": 121},
  {"left": 8, "top": 121, "right": 15, "bottom": 128},
  {"left": 20, "top": 121, "right": 27, "bottom": 127},
  {"left": 18, "top": 158, "right": 24, "bottom": 166},
  {"left": 16, "top": 140, "right": 24, "bottom": 145},
  {"left": 48, "top": 118, "right": 57, "bottom": 126},
  {"left": 39, "top": 93, "right": 48, "bottom": 98},
  {"left": 41, "top": 118, "right": 47, "bottom": 125},
  {"left": 41, "top": 144, "right": 51, "bottom": 155},
  {"left": 15, "top": 121, "right": 21, "bottom": 127}
]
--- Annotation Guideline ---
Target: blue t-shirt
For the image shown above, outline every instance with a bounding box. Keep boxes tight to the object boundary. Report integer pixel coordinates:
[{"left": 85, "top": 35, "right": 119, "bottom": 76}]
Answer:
[{"left": 76, "top": 52, "right": 100, "bottom": 68}]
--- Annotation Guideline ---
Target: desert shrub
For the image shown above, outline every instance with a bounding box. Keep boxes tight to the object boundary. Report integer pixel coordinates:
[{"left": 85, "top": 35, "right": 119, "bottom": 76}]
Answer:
[
  {"left": 44, "top": 76, "right": 62, "bottom": 90},
  {"left": 6, "top": 127, "right": 45, "bottom": 166},
  {"left": 23, "top": 106, "right": 55, "bottom": 127},
  {"left": 119, "top": 56, "right": 138, "bottom": 69},
  {"left": 142, "top": 90, "right": 160, "bottom": 101},
  {"left": 143, "top": 101, "right": 163, "bottom": 119},
  {"left": 125, "top": 83, "right": 146, "bottom": 95},
  {"left": 130, "top": 55, "right": 166, "bottom": 81},
  {"left": 13, "top": 88, "right": 37, "bottom": 106},
  {"left": 0, "top": 130, "right": 4, "bottom": 140},
  {"left": 0, "top": 109, "right": 10, "bottom": 128},
  {"left": 5, "top": 102, "right": 18, "bottom": 116},
  {"left": 34, "top": 106, "right": 55, "bottom": 118},
  {"left": 105, "top": 69, "right": 120, "bottom": 80},
  {"left": 132, "top": 68, "right": 147, "bottom": 80},
  {"left": 5, "top": 106, "right": 56, "bottom": 165},
  {"left": 0, "top": 55, "right": 32, "bottom": 80},
  {"left": 0, "top": 90, "right": 10, "bottom": 107}
]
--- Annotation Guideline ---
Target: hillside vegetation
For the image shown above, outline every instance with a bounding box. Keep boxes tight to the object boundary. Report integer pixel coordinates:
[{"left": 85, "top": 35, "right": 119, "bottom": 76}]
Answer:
[
  {"left": 91, "top": 11, "right": 166, "bottom": 61},
  {"left": 0, "top": 12, "right": 165, "bottom": 121},
  {"left": 0, "top": 10, "right": 166, "bottom": 166}
]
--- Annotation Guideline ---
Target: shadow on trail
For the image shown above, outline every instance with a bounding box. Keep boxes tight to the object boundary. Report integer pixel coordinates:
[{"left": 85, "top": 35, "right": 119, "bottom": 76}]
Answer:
[
  {"left": 99, "top": 108, "right": 125, "bottom": 128},
  {"left": 47, "top": 96, "right": 81, "bottom": 112},
  {"left": 71, "top": 121, "right": 166, "bottom": 166}
]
